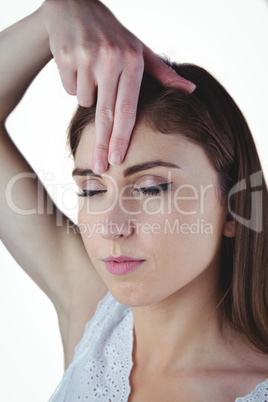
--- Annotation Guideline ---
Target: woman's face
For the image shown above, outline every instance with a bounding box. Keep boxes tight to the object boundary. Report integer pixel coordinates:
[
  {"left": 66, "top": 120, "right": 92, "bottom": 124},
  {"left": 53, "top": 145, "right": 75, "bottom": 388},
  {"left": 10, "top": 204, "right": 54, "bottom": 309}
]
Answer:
[{"left": 73, "top": 121, "right": 230, "bottom": 307}]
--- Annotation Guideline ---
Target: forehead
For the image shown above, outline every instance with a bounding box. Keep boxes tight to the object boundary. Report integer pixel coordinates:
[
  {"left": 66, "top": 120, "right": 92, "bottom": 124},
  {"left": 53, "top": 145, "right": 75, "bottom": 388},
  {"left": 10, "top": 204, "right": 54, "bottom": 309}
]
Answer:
[
  {"left": 74, "top": 121, "right": 216, "bottom": 178},
  {"left": 76, "top": 122, "right": 179, "bottom": 161}
]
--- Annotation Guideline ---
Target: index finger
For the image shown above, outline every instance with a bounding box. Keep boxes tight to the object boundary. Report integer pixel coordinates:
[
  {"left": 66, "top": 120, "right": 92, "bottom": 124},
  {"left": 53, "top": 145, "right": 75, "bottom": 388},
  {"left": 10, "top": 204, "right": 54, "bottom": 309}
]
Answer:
[{"left": 107, "top": 55, "right": 144, "bottom": 166}]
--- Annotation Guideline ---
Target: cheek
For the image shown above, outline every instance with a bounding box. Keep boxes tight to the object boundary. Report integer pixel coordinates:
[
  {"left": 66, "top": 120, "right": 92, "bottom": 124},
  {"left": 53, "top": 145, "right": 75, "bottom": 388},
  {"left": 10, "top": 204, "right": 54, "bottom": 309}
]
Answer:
[{"left": 147, "top": 195, "right": 224, "bottom": 271}]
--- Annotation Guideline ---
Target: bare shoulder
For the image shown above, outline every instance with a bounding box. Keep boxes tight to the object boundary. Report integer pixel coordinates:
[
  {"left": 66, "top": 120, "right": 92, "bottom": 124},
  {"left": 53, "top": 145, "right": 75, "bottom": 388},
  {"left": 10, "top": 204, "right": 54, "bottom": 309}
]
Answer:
[
  {"left": 129, "top": 335, "right": 268, "bottom": 402},
  {"left": 129, "top": 362, "right": 268, "bottom": 402},
  {"left": 216, "top": 341, "right": 268, "bottom": 400}
]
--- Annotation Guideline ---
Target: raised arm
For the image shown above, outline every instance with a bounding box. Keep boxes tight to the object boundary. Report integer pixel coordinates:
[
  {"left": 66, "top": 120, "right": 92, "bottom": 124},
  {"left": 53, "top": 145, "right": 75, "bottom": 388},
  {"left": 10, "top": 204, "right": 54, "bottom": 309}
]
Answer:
[
  {"left": 0, "top": 4, "right": 109, "bottom": 366},
  {"left": 2, "top": 0, "right": 195, "bottom": 170},
  {"left": 0, "top": 0, "right": 195, "bottom": 365}
]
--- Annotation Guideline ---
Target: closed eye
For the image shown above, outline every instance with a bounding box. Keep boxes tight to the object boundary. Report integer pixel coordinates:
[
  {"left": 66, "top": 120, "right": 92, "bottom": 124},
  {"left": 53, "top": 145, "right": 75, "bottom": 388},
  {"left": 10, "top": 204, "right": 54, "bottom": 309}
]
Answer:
[
  {"left": 77, "top": 189, "right": 106, "bottom": 197},
  {"left": 135, "top": 182, "right": 172, "bottom": 196},
  {"left": 77, "top": 182, "right": 173, "bottom": 198}
]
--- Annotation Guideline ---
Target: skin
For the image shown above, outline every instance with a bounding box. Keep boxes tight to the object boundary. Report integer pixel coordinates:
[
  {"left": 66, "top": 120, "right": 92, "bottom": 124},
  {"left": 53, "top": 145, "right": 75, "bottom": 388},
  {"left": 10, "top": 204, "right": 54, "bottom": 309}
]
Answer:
[
  {"left": 0, "top": 0, "right": 194, "bottom": 368},
  {"left": 73, "top": 122, "right": 268, "bottom": 400},
  {"left": 1, "top": 2, "right": 267, "bottom": 399}
]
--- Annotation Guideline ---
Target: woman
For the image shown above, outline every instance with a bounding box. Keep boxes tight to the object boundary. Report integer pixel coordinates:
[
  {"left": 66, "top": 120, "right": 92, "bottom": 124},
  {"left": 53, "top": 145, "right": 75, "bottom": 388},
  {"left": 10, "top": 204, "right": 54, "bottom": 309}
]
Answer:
[
  {"left": 52, "top": 65, "right": 268, "bottom": 401},
  {"left": 0, "top": 1, "right": 267, "bottom": 401}
]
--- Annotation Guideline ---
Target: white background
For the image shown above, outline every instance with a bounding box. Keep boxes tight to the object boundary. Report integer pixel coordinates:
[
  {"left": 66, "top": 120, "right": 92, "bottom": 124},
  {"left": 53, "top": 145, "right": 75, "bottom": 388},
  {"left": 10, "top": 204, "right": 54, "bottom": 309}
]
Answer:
[{"left": 0, "top": 0, "right": 268, "bottom": 400}]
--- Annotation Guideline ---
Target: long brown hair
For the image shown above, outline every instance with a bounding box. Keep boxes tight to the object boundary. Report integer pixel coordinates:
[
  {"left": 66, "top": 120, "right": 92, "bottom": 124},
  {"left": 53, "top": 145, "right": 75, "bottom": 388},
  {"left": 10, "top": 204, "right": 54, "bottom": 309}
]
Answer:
[{"left": 67, "top": 61, "right": 268, "bottom": 353}]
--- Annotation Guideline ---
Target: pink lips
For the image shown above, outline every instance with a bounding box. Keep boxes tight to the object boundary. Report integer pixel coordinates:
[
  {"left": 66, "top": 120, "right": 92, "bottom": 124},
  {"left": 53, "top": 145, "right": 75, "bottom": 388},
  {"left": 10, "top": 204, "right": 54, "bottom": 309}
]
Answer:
[{"left": 103, "top": 255, "right": 146, "bottom": 275}]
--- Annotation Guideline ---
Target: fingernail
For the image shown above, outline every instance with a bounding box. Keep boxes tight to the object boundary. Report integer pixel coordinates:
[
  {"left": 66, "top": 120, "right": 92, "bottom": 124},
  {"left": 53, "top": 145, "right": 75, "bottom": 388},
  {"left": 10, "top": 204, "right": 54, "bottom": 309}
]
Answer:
[
  {"left": 93, "top": 160, "right": 105, "bottom": 173},
  {"left": 109, "top": 151, "right": 121, "bottom": 165},
  {"left": 189, "top": 82, "right": 197, "bottom": 93}
]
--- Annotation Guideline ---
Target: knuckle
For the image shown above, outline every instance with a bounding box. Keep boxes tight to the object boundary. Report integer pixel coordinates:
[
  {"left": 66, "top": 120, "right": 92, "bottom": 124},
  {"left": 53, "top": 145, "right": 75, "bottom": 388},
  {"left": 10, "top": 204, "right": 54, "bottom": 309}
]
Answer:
[
  {"left": 95, "top": 143, "right": 109, "bottom": 152},
  {"left": 124, "top": 48, "right": 144, "bottom": 71},
  {"left": 111, "top": 136, "right": 129, "bottom": 147},
  {"left": 98, "top": 106, "right": 114, "bottom": 125},
  {"left": 99, "top": 42, "right": 117, "bottom": 58},
  {"left": 117, "top": 102, "right": 136, "bottom": 119},
  {"left": 99, "top": 43, "right": 118, "bottom": 70},
  {"left": 99, "top": 42, "right": 116, "bottom": 58},
  {"left": 56, "top": 46, "right": 72, "bottom": 67},
  {"left": 76, "top": 45, "right": 92, "bottom": 64}
]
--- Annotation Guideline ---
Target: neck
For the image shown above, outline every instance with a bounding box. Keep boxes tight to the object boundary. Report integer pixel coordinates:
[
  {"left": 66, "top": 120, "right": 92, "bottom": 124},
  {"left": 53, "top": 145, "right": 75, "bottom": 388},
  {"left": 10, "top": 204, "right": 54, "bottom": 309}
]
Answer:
[{"left": 131, "top": 266, "right": 230, "bottom": 373}]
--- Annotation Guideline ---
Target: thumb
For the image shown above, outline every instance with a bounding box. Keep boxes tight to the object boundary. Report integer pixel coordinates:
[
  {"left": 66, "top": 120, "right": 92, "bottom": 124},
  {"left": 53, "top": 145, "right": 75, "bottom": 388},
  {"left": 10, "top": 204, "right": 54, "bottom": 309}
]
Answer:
[{"left": 143, "top": 47, "right": 196, "bottom": 93}]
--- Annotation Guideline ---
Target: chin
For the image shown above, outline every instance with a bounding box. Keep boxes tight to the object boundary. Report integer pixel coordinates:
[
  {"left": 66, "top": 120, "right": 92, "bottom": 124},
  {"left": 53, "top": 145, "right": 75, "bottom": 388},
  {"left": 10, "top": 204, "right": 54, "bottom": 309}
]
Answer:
[{"left": 108, "top": 281, "right": 157, "bottom": 308}]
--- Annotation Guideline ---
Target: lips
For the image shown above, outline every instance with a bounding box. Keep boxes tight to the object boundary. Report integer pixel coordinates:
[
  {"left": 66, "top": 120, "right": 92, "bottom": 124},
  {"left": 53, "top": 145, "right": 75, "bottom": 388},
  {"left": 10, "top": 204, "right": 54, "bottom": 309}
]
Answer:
[
  {"left": 103, "top": 255, "right": 145, "bottom": 263},
  {"left": 102, "top": 255, "right": 146, "bottom": 275}
]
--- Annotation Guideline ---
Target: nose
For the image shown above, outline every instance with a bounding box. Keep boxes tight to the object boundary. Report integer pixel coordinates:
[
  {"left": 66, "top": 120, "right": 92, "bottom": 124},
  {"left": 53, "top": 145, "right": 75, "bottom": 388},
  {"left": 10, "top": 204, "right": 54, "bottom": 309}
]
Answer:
[{"left": 99, "top": 200, "right": 135, "bottom": 241}]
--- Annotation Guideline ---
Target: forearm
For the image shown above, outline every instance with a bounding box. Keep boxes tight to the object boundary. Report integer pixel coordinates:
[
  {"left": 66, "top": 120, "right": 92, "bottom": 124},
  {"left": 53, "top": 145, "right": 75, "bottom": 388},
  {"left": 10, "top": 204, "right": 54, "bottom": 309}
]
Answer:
[
  {"left": 0, "top": 6, "right": 52, "bottom": 123},
  {"left": 0, "top": 0, "right": 195, "bottom": 173}
]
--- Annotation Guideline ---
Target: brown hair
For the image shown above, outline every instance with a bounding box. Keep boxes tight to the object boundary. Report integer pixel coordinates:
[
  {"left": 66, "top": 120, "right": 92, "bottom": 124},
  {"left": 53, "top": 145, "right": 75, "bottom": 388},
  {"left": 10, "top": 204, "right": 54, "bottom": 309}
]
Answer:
[{"left": 67, "top": 61, "right": 268, "bottom": 353}]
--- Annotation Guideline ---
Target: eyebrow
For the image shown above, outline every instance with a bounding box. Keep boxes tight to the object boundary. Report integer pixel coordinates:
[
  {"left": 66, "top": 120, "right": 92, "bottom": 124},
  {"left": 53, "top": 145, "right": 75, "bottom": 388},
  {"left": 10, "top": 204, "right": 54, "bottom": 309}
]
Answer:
[{"left": 72, "top": 160, "right": 181, "bottom": 178}]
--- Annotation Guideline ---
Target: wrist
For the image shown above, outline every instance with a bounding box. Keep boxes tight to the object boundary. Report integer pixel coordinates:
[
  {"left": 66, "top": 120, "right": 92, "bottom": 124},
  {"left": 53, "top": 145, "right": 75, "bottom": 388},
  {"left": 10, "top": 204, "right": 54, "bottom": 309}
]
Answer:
[
  {"left": 31, "top": 3, "right": 52, "bottom": 59},
  {"left": 38, "top": 1, "right": 52, "bottom": 37}
]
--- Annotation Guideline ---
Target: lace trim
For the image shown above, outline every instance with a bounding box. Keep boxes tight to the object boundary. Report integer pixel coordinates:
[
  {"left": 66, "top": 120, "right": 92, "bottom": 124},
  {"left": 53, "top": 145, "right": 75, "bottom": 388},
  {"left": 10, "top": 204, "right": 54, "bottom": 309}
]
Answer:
[
  {"left": 50, "top": 291, "right": 134, "bottom": 402},
  {"left": 235, "top": 378, "right": 268, "bottom": 401},
  {"left": 50, "top": 291, "right": 268, "bottom": 402}
]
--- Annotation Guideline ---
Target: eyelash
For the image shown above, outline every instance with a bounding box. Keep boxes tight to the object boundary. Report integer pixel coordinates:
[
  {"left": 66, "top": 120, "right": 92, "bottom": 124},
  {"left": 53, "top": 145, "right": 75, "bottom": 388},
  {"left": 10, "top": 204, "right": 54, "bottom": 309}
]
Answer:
[{"left": 77, "top": 182, "right": 173, "bottom": 198}]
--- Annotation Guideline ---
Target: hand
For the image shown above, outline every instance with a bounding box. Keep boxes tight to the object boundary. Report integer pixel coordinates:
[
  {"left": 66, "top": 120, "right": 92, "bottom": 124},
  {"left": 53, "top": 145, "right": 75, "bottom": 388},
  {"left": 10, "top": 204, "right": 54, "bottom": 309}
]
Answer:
[{"left": 43, "top": 0, "right": 196, "bottom": 173}]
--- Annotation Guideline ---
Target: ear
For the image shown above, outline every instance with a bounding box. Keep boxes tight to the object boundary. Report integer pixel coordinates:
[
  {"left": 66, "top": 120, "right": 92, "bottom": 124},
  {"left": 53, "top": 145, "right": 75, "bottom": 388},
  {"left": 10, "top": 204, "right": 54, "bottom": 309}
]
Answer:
[{"left": 222, "top": 213, "right": 236, "bottom": 238}]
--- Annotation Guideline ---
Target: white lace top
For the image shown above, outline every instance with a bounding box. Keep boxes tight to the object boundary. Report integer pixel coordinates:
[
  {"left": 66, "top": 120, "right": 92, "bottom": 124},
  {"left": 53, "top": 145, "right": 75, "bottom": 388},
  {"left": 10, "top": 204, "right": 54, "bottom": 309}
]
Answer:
[{"left": 50, "top": 291, "right": 268, "bottom": 402}]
